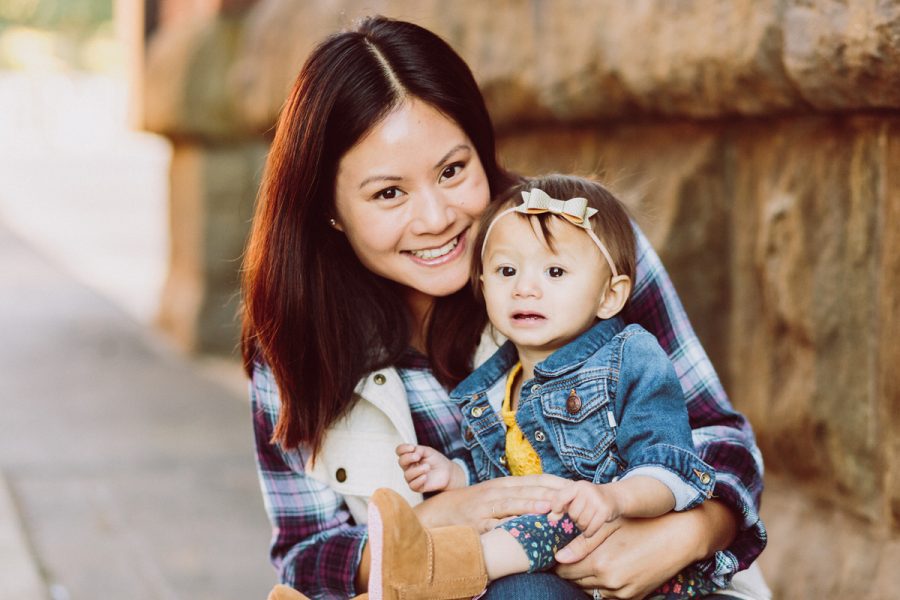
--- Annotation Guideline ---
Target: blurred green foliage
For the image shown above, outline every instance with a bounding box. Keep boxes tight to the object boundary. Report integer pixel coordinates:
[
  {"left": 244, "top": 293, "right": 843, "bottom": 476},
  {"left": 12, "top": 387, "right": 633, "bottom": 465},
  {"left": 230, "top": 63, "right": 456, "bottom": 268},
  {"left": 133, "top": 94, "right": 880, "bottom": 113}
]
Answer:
[{"left": 0, "top": 0, "right": 112, "bottom": 33}]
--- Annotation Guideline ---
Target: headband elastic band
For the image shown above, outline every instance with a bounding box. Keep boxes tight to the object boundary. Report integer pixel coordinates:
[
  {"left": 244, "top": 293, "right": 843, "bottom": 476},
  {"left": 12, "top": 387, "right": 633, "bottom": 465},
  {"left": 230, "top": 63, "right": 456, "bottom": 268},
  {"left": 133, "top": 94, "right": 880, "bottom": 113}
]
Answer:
[{"left": 480, "top": 189, "right": 619, "bottom": 278}]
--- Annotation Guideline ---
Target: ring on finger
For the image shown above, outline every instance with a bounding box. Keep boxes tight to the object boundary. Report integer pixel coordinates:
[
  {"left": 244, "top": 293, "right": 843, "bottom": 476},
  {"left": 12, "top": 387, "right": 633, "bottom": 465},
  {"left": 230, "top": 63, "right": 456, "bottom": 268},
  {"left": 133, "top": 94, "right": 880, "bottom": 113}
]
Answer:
[{"left": 592, "top": 589, "right": 603, "bottom": 600}]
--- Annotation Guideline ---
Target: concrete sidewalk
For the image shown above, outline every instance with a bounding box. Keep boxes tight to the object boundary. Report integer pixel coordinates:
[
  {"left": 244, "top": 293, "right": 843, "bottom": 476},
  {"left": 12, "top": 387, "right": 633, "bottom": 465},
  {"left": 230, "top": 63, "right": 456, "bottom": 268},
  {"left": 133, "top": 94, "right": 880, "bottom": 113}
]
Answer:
[{"left": 0, "top": 223, "right": 275, "bottom": 599}]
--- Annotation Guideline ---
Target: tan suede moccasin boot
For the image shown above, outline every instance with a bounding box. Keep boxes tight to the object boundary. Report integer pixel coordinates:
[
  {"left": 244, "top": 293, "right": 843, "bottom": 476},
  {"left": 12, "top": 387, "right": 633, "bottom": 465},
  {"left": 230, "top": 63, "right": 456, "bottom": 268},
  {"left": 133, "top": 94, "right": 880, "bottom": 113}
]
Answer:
[
  {"left": 267, "top": 584, "right": 310, "bottom": 600},
  {"left": 367, "top": 488, "right": 488, "bottom": 600},
  {"left": 268, "top": 583, "right": 371, "bottom": 600}
]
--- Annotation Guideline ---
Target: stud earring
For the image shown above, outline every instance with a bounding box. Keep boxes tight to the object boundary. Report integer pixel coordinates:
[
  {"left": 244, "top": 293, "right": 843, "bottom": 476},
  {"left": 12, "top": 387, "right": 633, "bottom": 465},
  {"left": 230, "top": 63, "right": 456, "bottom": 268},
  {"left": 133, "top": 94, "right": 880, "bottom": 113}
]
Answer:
[{"left": 329, "top": 218, "right": 338, "bottom": 228}]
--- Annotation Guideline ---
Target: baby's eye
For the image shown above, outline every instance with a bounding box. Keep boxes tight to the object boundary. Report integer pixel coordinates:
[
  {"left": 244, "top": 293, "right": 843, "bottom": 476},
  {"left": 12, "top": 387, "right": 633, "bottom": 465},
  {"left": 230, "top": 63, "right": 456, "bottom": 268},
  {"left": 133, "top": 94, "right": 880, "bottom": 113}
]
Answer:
[
  {"left": 439, "top": 162, "right": 464, "bottom": 182},
  {"left": 547, "top": 267, "right": 566, "bottom": 278},
  {"left": 374, "top": 187, "right": 404, "bottom": 201},
  {"left": 499, "top": 266, "right": 516, "bottom": 277}
]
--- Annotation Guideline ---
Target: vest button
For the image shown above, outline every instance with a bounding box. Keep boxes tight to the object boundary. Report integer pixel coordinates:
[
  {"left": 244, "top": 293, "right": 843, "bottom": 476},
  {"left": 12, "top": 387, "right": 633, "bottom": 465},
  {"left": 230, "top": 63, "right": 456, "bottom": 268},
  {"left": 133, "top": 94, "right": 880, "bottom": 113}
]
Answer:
[
  {"left": 471, "top": 406, "right": 485, "bottom": 418},
  {"left": 464, "top": 427, "right": 475, "bottom": 442},
  {"left": 373, "top": 373, "right": 386, "bottom": 385},
  {"left": 335, "top": 468, "right": 347, "bottom": 482},
  {"left": 566, "top": 390, "right": 582, "bottom": 414},
  {"left": 534, "top": 430, "right": 546, "bottom": 442}
]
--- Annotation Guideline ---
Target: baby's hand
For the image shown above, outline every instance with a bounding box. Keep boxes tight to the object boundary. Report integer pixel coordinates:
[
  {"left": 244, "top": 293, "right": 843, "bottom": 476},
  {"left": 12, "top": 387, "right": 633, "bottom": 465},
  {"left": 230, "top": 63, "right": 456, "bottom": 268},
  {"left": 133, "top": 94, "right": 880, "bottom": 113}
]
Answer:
[
  {"left": 549, "top": 480, "right": 621, "bottom": 539},
  {"left": 395, "top": 444, "right": 466, "bottom": 492}
]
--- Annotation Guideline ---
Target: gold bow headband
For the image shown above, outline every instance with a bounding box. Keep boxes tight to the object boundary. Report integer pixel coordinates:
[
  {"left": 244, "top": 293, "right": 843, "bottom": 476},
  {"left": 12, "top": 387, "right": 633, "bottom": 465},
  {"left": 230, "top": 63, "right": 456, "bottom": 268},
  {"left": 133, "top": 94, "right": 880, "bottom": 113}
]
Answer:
[{"left": 480, "top": 188, "right": 619, "bottom": 278}]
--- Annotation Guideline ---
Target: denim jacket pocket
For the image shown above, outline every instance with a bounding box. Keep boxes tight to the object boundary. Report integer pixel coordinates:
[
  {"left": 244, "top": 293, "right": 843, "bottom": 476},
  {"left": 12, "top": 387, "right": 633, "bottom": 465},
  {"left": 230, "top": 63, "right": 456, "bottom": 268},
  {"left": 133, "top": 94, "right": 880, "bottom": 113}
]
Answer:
[{"left": 539, "top": 376, "right": 616, "bottom": 479}]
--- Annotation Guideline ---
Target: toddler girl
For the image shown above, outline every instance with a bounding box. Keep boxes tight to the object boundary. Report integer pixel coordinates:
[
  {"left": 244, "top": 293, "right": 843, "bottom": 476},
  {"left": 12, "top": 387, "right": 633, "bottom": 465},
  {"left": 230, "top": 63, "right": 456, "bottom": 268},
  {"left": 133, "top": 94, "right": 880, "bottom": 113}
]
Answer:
[{"left": 373, "top": 175, "right": 720, "bottom": 600}]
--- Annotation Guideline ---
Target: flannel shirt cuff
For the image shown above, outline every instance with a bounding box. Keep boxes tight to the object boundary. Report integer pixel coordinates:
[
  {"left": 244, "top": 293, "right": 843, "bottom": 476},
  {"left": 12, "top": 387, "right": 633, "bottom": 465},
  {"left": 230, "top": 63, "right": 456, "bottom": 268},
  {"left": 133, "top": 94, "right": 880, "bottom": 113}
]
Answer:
[{"left": 692, "top": 473, "right": 768, "bottom": 587}]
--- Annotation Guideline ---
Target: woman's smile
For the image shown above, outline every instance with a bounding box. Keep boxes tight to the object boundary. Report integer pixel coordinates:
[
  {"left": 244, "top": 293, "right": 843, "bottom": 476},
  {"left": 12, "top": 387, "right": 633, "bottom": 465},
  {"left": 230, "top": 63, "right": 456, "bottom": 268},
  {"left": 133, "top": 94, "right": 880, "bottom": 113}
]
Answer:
[{"left": 405, "top": 230, "right": 467, "bottom": 265}]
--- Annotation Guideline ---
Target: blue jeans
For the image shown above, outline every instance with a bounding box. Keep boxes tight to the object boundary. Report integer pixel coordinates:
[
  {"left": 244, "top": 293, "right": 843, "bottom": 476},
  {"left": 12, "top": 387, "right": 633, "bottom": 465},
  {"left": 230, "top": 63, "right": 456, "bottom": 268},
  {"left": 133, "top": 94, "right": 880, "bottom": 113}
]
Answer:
[
  {"left": 483, "top": 573, "right": 736, "bottom": 599},
  {"left": 482, "top": 573, "right": 589, "bottom": 599}
]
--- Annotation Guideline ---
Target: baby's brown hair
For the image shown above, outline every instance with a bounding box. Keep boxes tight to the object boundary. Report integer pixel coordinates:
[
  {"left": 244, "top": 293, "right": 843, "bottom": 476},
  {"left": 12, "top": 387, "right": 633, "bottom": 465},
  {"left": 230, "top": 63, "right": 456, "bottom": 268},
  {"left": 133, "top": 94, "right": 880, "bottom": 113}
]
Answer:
[{"left": 471, "top": 174, "right": 636, "bottom": 301}]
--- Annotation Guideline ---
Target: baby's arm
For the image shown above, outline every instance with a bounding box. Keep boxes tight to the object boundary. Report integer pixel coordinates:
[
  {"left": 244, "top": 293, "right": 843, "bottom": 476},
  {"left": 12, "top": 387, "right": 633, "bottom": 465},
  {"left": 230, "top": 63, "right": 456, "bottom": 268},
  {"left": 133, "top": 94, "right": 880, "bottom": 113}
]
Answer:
[
  {"left": 550, "top": 476, "right": 675, "bottom": 539},
  {"left": 396, "top": 444, "right": 468, "bottom": 493}
]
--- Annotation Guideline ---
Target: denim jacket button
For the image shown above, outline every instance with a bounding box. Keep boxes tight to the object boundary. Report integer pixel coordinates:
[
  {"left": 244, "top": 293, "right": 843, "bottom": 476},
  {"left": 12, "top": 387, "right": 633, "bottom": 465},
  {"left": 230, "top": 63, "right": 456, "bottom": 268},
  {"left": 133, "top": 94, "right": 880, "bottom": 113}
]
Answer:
[
  {"left": 566, "top": 390, "right": 582, "bottom": 414},
  {"left": 471, "top": 406, "right": 485, "bottom": 418},
  {"left": 499, "top": 453, "right": 507, "bottom": 466},
  {"left": 373, "top": 373, "right": 386, "bottom": 385},
  {"left": 693, "top": 468, "right": 712, "bottom": 485},
  {"left": 534, "top": 430, "right": 546, "bottom": 442},
  {"left": 531, "top": 384, "right": 541, "bottom": 394},
  {"left": 464, "top": 427, "right": 475, "bottom": 441}
]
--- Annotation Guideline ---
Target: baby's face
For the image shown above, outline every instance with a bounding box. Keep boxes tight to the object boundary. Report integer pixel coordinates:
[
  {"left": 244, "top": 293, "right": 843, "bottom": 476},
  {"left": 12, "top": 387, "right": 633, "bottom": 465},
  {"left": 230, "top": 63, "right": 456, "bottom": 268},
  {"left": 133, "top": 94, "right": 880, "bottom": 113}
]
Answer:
[{"left": 480, "top": 215, "right": 611, "bottom": 358}]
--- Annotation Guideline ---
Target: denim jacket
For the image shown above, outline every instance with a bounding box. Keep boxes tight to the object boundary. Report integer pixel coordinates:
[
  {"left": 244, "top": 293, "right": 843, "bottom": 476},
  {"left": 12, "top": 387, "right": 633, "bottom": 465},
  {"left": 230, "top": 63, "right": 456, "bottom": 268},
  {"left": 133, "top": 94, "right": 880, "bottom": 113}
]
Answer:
[{"left": 452, "top": 316, "right": 716, "bottom": 511}]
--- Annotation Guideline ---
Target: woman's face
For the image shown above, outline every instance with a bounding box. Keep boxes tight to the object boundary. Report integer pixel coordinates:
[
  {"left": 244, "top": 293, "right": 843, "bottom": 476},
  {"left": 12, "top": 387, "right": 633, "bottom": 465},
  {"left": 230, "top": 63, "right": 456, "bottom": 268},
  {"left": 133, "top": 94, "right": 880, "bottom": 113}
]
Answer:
[{"left": 333, "top": 99, "right": 490, "bottom": 302}]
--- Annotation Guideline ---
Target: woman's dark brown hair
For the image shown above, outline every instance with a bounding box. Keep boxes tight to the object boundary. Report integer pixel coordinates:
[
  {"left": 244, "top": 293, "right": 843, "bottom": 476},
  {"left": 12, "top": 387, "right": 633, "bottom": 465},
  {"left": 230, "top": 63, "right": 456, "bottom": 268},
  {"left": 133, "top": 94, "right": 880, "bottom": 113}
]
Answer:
[{"left": 241, "top": 16, "right": 518, "bottom": 454}]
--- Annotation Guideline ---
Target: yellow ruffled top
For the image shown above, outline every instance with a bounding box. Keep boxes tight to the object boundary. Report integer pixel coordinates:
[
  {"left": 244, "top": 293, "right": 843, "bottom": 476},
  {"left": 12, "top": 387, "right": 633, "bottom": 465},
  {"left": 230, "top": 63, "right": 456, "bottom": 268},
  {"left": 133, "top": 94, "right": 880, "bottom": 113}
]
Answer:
[{"left": 500, "top": 363, "right": 543, "bottom": 476}]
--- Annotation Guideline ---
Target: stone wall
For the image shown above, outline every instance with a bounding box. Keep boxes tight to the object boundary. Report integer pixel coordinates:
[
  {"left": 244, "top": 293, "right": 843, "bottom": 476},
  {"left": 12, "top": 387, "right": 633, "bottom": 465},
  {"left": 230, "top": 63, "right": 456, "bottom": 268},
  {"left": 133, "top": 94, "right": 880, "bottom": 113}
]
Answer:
[{"left": 143, "top": 1, "right": 900, "bottom": 597}]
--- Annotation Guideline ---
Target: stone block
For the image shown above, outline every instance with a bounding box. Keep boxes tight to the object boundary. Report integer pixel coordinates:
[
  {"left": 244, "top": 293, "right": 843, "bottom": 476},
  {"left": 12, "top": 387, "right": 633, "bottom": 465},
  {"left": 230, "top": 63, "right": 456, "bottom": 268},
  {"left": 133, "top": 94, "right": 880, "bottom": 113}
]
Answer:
[
  {"left": 157, "top": 141, "right": 268, "bottom": 354},
  {"left": 223, "top": 0, "right": 900, "bottom": 132},
  {"left": 883, "top": 121, "right": 900, "bottom": 528},
  {"left": 144, "top": 14, "right": 258, "bottom": 140},
  {"left": 729, "top": 116, "right": 891, "bottom": 521},
  {"left": 760, "top": 475, "right": 900, "bottom": 599}
]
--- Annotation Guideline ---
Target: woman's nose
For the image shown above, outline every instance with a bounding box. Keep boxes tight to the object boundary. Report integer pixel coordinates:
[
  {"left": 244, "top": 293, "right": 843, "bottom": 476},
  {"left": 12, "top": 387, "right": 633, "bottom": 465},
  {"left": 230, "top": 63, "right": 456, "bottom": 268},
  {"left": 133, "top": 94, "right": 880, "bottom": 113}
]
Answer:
[{"left": 409, "top": 189, "right": 454, "bottom": 234}]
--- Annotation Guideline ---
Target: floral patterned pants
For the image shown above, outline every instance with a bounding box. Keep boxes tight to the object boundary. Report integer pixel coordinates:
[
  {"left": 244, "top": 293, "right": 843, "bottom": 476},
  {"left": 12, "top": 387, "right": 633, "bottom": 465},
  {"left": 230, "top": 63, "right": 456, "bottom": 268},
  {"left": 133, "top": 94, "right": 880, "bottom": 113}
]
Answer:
[{"left": 498, "top": 513, "right": 720, "bottom": 599}]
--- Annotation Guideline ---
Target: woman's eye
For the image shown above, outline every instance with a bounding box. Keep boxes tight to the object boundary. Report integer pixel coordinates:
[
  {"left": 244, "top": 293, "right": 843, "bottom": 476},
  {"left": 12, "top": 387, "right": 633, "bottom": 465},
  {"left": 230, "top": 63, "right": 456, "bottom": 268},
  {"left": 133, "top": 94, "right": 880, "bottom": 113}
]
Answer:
[
  {"left": 374, "top": 187, "right": 404, "bottom": 201},
  {"left": 547, "top": 267, "right": 565, "bottom": 278},
  {"left": 439, "top": 162, "right": 464, "bottom": 182},
  {"left": 499, "top": 266, "right": 516, "bottom": 277}
]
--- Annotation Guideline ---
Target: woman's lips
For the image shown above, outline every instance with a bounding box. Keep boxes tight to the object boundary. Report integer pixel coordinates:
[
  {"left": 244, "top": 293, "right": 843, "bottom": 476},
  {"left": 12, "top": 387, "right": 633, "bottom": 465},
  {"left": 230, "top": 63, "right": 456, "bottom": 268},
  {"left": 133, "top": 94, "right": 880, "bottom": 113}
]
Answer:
[{"left": 405, "top": 230, "right": 467, "bottom": 266}]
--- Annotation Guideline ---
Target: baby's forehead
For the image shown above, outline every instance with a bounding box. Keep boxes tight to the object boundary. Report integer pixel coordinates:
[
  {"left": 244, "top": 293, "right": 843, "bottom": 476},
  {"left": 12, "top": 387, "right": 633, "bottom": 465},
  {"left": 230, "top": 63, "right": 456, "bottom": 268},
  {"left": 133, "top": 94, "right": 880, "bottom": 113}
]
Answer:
[{"left": 484, "top": 213, "right": 589, "bottom": 257}]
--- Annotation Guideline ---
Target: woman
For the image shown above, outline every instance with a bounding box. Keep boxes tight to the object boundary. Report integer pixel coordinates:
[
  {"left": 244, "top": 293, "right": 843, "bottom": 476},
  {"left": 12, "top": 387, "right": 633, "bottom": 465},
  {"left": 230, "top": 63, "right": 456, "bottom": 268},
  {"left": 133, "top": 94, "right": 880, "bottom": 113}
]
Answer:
[{"left": 242, "top": 16, "right": 767, "bottom": 600}]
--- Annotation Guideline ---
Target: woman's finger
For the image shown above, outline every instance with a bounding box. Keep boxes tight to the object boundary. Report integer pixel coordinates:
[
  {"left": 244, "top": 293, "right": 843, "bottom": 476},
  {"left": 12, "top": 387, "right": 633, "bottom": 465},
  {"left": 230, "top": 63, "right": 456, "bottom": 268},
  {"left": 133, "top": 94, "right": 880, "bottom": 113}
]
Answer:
[
  {"left": 555, "top": 520, "right": 615, "bottom": 565},
  {"left": 501, "top": 473, "right": 570, "bottom": 490},
  {"left": 491, "top": 496, "right": 552, "bottom": 519}
]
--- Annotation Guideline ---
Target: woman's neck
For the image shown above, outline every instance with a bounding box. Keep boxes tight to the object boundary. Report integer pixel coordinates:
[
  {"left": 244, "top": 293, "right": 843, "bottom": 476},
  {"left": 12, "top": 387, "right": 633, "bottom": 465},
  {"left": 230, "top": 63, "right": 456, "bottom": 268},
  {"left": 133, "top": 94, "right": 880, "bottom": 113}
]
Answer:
[{"left": 404, "top": 288, "right": 435, "bottom": 355}]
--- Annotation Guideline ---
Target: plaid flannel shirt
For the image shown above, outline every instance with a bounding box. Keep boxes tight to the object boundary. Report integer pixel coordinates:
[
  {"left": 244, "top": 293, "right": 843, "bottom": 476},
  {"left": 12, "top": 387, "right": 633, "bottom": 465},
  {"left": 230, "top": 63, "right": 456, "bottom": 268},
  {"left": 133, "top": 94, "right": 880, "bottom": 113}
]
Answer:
[{"left": 250, "top": 225, "right": 767, "bottom": 598}]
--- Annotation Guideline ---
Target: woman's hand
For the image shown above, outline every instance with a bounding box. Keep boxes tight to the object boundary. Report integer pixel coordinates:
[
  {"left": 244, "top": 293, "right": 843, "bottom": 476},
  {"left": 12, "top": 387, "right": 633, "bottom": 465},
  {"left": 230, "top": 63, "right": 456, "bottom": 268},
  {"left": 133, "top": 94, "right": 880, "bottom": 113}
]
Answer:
[
  {"left": 554, "top": 500, "right": 738, "bottom": 600},
  {"left": 414, "top": 473, "right": 568, "bottom": 531}
]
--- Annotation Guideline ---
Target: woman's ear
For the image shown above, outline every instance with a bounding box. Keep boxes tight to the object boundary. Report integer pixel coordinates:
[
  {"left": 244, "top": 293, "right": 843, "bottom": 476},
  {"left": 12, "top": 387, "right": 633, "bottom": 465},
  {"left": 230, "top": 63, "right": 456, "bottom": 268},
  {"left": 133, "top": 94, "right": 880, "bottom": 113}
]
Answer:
[{"left": 596, "top": 275, "right": 632, "bottom": 319}]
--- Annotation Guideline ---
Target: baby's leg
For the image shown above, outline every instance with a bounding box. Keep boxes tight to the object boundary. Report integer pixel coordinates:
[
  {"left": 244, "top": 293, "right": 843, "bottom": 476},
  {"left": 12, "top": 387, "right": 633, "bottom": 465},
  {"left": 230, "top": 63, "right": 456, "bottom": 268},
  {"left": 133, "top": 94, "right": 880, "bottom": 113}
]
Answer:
[{"left": 481, "top": 513, "right": 581, "bottom": 579}]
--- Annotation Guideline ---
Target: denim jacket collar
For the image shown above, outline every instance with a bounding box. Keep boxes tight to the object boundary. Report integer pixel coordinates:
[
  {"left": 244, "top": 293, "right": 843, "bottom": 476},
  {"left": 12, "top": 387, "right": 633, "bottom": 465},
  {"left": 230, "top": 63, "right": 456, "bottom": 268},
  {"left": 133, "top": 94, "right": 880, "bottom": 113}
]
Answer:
[
  {"left": 453, "top": 316, "right": 626, "bottom": 401},
  {"left": 535, "top": 316, "right": 625, "bottom": 378}
]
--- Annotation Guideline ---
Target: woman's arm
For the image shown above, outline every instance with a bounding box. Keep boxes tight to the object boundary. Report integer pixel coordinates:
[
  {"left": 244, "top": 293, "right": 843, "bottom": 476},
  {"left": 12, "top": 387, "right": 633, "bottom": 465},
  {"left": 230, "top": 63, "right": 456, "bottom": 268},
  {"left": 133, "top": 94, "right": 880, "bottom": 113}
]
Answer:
[
  {"left": 251, "top": 364, "right": 368, "bottom": 597},
  {"left": 616, "top": 225, "right": 767, "bottom": 583},
  {"left": 414, "top": 473, "right": 566, "bottom": 530},
  {"left": 555, "top": 499, "right": 738, "bottom": 599}
]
